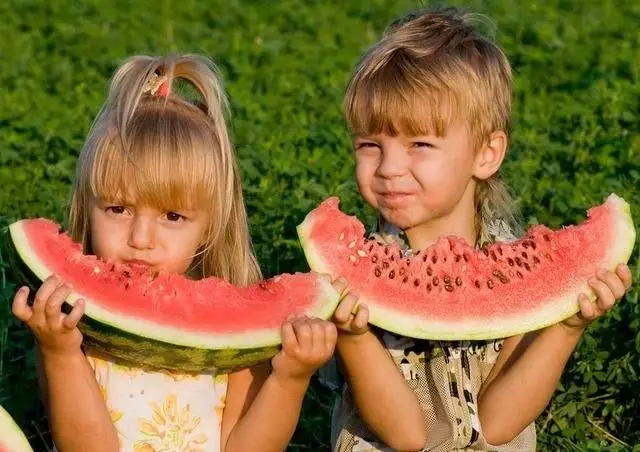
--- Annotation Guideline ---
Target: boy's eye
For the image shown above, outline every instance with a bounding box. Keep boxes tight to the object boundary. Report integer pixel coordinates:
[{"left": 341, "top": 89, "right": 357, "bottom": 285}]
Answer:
[
  {"left": 166, "top": 212, "right": 185, "bottom": 222},
  {"left": 413, "top": 141, "right": 435, "bottom": 149},
  {"left": 354, "top": 141, "right": 379, "bottom": 151}
]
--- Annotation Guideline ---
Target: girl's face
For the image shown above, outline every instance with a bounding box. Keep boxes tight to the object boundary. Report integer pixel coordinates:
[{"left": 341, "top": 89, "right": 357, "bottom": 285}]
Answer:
[
  {"left": 354, "top": 123, "right": 496, "bottom": 247},
  {"left": 89, "top": 197, "right": 208, "bottom": 275}
]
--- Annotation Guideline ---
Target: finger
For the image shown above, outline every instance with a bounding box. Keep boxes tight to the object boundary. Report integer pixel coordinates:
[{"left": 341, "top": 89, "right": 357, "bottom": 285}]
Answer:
[
  {"left": 324, "top": 322, "right": 338, "bottom": 352},
  {"left": 331, "top": 276, "right": 349, "bottom": 294},
  {"left": 281, "top": 320, "right": 298, "bottom": 353},
  {"left": 333, "top": 293, "right": 358, "bottom": 324},
  {"left": 293, "top": 318, "right": 312, "bottom": 352},
  {"left": 615, "top": 264, "right": 632, "bottom": 290},
  {"left": 578, "top": 293, "right": 596, "bottom": 321},
  {"left": 309, "top": 319, "right": 325, "bottom": 355},
  {"left": 352, "top": 304, "right": 370, "bottom": 331},
  {"left": 597, "top": 269, "right": 626, "bottom": 299},
  {"left": 589, "top": 277, "right": 615, "bottom": 312},
  {"left": 12, "top": 287, "right": 33, "bottom": 323},
  {"left": 45, "top": 284, "right": 72, "bottom": 327},
  {"left": 33, "top": 275, "right": 63, "bottom": 315},
  {"left": 62, "top": 299, "right": 85, "bottom": 330}
]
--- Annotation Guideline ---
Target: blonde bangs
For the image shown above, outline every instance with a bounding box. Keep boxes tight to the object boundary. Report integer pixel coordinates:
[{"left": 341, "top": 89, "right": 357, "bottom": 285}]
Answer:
[
  {"left": 345, "top": 52, "right": 477, "bottom": 140},
  {"left": 88, "top": 106, "right": 219, "bottom": 214}
]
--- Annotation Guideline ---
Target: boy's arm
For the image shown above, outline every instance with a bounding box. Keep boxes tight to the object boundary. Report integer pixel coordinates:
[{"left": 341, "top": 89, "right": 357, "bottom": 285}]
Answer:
[
  {"left": 336, "top": 330, "right": 427, "bottom": 451},
  {"left": 331, "top": 283, "right": 427, "bottom": 452},
  {"left": 478, "top": 266, "right": 631, "bottom": 445},
  {"left": 37, "top": 348, "right": 119, "bottom": 452}
]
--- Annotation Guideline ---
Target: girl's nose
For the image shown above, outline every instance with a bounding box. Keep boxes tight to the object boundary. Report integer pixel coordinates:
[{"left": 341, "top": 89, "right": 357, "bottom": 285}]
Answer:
[{"left": 127, "top": 217, "right": 156, "bottom": 250}]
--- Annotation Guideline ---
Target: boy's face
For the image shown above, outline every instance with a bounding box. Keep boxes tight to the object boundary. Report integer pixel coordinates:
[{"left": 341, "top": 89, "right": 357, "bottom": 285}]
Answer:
[
  {"left": 88, "top": 195, "right": 208, "bottom": 275},
  {"left": 354, "top": 123, "right": 485, "bottom": 245}
]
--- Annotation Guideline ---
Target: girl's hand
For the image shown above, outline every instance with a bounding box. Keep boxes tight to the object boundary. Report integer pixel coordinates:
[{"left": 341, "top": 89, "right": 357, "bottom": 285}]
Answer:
[
  {"left": 562, "top": 264, "right": 632, "bottom": 331},
  {"left": 271, "top": 315, "right": 337, "bottom": 382},
  {"left": 332, "top": 277, "right": 369, "bottom": 335},
  {"left": 12, "top": 275, "right": 85, "bottom": 356}
]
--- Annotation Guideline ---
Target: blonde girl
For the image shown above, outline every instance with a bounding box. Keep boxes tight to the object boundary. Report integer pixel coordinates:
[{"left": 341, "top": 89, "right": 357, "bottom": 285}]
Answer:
[
  {"left": 327, "top": 7, "right": 632, "bottom": 452},
  {"left": 12, "top": 54, "right": 338, "bottom": 452}
]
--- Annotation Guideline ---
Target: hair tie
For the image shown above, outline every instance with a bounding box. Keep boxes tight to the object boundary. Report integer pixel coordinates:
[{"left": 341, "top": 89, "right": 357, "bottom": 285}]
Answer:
[{"left": 142, "top": 72, "right": 169, "bottom": 97}]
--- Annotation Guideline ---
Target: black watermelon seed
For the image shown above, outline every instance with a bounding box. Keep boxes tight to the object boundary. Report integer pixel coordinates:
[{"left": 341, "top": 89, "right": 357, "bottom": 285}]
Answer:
[{"left": 487, "top": 279, "right": 494, "bottom": 289}]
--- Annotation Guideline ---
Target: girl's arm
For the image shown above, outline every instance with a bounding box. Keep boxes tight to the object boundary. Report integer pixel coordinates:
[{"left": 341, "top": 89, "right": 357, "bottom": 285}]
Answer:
[
  {"left": 478, "top": 265, "right": 632, "bottom": 445},
  {"left": 13, "top": 276, "right": 119, "bottom": 452},
  {"left": 331, "top": 280, "right": 427, "bottom": 452},
  {"left": 221, "top": 316, "right": 337, "bottom": 452}
]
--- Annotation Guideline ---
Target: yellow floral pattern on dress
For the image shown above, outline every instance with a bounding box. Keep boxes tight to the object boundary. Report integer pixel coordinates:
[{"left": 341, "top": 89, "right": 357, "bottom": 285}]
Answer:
[
  {"left": 134, "top": 395, "right": 208, "bottom": 452},
  {"left": 86, "top": 350, "right": 227, "bottom": 452}
]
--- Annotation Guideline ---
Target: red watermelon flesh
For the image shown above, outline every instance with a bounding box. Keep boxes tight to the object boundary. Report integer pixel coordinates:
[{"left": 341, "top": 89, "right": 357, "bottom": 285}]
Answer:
[
  {"left": 0, "top": 405, "right": 33, "bottom": 452},
  {"left": 297, "top": 194, "right": 635, "bottom": 340},
  {"left": 8, "top": 219, "right": 340, "bottom": 372}
]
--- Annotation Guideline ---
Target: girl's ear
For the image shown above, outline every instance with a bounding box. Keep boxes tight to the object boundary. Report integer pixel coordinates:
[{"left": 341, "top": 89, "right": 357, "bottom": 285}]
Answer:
[{"left": 473, "top": 130, "right": 507, "bottom": 180}]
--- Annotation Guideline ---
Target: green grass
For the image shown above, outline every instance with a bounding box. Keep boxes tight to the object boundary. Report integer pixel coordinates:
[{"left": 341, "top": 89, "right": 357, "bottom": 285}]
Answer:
[{"left": 1, "top": 0, "right": 639, "bottom": 450}]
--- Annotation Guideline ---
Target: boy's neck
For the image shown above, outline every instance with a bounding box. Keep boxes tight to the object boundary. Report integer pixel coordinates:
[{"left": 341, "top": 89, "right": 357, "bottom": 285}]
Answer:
[{"left": 403, "top": 190, "right": 477, "bottom": 251}]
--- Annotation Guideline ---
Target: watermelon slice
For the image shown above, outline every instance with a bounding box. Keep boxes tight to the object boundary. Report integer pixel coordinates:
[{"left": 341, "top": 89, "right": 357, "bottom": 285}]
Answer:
[
  {"left": 0, "top": 405, "right": 32, "bottom": 452},
  {"left": 7, "top": 219, "right": 341, "bottom": 373},
  {"left": 297, "top": 194, "right": 636, "bottom": 340}
]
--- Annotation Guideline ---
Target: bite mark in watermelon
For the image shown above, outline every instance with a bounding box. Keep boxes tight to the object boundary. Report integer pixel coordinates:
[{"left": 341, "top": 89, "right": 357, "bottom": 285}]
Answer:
[
  {"left": 297, "top": 194, "right": 635, "bottom": 340},
  {"left": 7, "top": 219, "right": 341, "bottom": 373},
  {"left": 0, "top": 405, "right": 33, "bottom": 452}
]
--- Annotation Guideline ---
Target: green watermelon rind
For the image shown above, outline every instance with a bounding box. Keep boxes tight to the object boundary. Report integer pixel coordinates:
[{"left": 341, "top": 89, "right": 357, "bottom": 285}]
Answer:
[
  {"left": 0, "top": 405, "right": 33, "bottom": 452},
  {"left": 8, "top": 222, "right": 340, "bottom": 371},
  {"left": 297, "top": 194, "right": 636, "bottom": 340}
]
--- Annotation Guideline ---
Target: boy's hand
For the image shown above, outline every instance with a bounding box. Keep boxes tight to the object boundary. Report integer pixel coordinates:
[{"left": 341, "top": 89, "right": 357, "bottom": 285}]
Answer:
[
  {"left": 271, "top": 315, "right": 337, "bottom": 382},
  {"left": 12, "top": 275, "right": 85, "bottom": 355},
  {"left": 562, "top": 264, "right": 632, "bottom": 331},
  {"left": 332, "top": 277, "right": 369, "bottom": 335}
]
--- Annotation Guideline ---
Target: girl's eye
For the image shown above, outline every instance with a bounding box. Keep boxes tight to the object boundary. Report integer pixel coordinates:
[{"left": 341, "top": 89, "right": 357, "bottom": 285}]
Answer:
[
  {"left": 166, "top": 212, "right": 185, "bottom": 222},
  {"left": 106, "top": 205, "right": 126, "bottom": 215}
]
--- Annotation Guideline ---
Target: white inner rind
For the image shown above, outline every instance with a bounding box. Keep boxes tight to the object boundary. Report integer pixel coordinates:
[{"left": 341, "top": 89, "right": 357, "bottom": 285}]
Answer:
[
  {"left": 10, "top": 223, "right": 341, "bottom": 350},
  {"left": 0, "top": 406, "right": 33, "bottom": 452},
  {"left": 298, "top": 195, "right": 636, "bottom": 340}
]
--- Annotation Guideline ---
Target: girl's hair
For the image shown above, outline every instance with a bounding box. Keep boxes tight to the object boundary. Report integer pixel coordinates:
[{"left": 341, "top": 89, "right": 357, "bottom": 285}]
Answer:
[
  {"left": 345, "top": 6, "right": 521, "bottom": 244},
  {"left": 68, "top": 54, "right": 261, "bottom": 285}
]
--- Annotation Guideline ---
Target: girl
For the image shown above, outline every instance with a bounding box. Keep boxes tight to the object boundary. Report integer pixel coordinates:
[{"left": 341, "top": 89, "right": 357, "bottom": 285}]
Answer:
[
  {"left": 327, "top": 7, "right": 632, "bottom": 452},
  {"left": 12, "top": 54, "right": 338, "bottom": 452}
]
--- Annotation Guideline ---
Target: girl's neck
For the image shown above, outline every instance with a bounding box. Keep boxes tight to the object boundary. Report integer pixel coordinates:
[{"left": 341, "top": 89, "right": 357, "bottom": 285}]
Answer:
[{"left": 404, "top": 187, "right": 478, "bottom": 251}]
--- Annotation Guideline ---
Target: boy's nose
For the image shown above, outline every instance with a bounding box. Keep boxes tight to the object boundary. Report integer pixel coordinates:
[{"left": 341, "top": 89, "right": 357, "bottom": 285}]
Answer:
[
  {"left": 376, "top": 147, "right": 408, "bottom": 178},
  {"left": 128, "top": 217, "right": 156, "bottom": 250}
]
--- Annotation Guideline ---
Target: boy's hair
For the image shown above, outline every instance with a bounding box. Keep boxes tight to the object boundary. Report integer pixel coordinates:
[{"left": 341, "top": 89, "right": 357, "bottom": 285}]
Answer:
[
  {"left": 69, "top": 54, "right": 262, "bottom": 285},
  {"left": 345, "top": 6, "right": 520, "bottom": 243}
]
